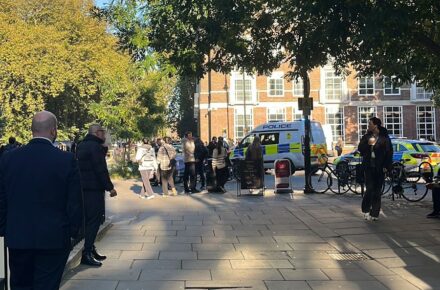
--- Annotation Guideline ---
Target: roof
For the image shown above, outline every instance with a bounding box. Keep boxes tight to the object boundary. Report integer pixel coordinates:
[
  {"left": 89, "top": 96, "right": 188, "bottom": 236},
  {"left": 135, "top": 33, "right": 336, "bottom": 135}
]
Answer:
[{"left": 391, "top": 138, "right": 434, "bottom": 144}]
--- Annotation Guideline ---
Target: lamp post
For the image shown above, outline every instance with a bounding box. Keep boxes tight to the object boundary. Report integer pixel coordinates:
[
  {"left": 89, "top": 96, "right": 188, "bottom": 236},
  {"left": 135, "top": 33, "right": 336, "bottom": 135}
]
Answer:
[
  {"left": 242, "top": 68, "right": 247, "bottom": 135},
  {"left": 302, "top": 72, "right": 314, "bottom": 193},
  {"left": 207, "top": 55, "right": 212, "bottom": 141},
  {"left": 224, "top": 75, "right": 230, "bottom": 139}
]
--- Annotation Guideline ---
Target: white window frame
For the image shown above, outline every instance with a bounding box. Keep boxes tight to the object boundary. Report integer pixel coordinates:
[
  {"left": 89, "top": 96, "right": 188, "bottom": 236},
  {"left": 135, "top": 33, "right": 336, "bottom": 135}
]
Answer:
[
  {"left": 267, "top": 72, "right": 284, "bottom": 97},
  {"left": 383, "top": 76, "right": 401, "bottom": 95},
  {"left": 292, "top": 77, "right": 304, "bottom": 96},
  {"left": 230, "top": 71, "right": 257, "bottom": 104},
  {"left": 358, "top": 76, "right": 375, "bottom": 96},
  {"left": 267, "top": 107, "right": 286, "bottom": 122},
  {"left": 416, "top": 106, "right": 436, "bottom": 140},
  {"left": 325, "top": 106, "right": 345, "bottom": 142},
  {"left": 411, "top": 82, "right": 434, "bottom": 101},
  {"left": 383, "top": 106, "right": 403, "bottom": 137},
  {"left": 319, "top": 66, "right": 348, "bottom": 103},
  {"left": 234, "top": 107, "right": 254, "bottom": 140},
  {"left": 292, "top": 105, "right": 312, "bottom": 121},
  {"left": 358, "top": 106, "right": 377, "bottom": 141}
]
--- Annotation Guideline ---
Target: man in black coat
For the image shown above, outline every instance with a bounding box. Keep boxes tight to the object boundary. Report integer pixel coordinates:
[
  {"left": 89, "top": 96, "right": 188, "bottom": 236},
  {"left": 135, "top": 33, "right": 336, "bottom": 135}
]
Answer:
[
  {"left": 0, "top": 111, "right": 83, "bottom": 290},
  {"left": 76, "top": 124, "right": 117, "bottom": 266}
]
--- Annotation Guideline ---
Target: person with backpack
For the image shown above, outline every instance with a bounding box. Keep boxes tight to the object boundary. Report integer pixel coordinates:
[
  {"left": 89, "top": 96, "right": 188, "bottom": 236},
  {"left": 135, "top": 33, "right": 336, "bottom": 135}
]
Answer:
[
  {"left": 135, "top": 139, "right": 158, "bottom": 199},
  {"left": 157, "top": 137, "right": 178, "bottom": 196}
]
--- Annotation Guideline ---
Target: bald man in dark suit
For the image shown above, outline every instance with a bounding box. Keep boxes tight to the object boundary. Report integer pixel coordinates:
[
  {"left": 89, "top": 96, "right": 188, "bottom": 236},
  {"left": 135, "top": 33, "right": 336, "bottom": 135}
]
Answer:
[{"left": 0, "top": 111, "right": 83, "bottom": 290}]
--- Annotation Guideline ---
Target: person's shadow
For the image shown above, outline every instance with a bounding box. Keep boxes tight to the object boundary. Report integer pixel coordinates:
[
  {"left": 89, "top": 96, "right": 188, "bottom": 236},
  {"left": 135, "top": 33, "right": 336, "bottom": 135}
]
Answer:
[{"left": 130, "top": 184, "right": 143, "bottom": 195}]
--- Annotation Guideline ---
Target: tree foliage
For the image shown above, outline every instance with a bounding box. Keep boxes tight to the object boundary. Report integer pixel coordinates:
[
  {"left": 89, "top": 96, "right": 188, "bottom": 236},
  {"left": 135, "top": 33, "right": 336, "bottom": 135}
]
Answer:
[
  {"left": 0, "top": 0, "right": 171, "bottom": 143},
  {"left": 166, "top": 76, "right": 197, "bottom": 137},
  {"left": 144, "top": 0, "right": 439, "bottom": 99}
]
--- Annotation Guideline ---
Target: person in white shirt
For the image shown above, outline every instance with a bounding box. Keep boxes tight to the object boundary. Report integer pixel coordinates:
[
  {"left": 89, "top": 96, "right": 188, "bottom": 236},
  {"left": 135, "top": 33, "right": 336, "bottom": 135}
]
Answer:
[{"left": 135, "top": 139, "right": 157, "bottom": 199}]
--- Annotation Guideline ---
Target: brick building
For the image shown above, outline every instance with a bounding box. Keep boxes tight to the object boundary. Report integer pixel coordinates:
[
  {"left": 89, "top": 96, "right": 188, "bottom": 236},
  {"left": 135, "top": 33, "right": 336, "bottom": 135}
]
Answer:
[{"left": 195, "top": 63, "right": 439, "bottom": 149}]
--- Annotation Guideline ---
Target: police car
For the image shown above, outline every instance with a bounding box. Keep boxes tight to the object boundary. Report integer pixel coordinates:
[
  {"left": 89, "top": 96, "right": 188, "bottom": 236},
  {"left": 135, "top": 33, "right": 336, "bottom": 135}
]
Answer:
[
  {"left": 230, "top": 120, "right": 327, "bottom": 173},
  {"left": 333, "top": 138, "right": 436, "bottom": 171}
]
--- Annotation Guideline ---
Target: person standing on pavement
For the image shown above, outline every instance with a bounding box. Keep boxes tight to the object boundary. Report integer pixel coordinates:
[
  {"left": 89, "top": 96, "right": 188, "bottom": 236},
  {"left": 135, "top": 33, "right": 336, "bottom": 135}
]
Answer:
[
  {"left": 358, "top": 117, "right": 393, "bottom": 221},
  {"left": 157, "top": 137, "right": 178, "bottom": 196},
  {"left": 195, "top": 137, "right": 208, "bottom": 190},
  {"left": 207, "top": 136, "right": 217, "bottom": 157},
  {"left": 0, "top": 111, "right": 83, "bottom": 290},
  {"left": 426, "top": 166, "right": 440, "bottom": 218},
  {"left": 245, "top": 136, "right": 264, "bottom": 189},
  {"left": 335, "top": 138, "right": 343, "bottom": 156},
  {"left": 135, "top": 139, "right": 158, "bottom": 200},
  {"left": 212, "top": 136, "right": 229, "bottom": 193},
  {"left": 76, "top": 124, "right": 117, "bottom": 267},
  {"left": 182, "top": 131, "right": 199, "bottom": 193}
]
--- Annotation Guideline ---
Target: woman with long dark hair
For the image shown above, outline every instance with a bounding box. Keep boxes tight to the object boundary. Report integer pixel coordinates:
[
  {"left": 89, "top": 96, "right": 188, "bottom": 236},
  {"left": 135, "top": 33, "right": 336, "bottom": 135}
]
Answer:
[{"left": 212, "top": 136, "right": 228, "bottom": 193}]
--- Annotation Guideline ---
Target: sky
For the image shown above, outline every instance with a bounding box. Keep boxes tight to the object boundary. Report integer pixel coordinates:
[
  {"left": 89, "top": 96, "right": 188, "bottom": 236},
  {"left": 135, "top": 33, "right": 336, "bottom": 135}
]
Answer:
[{"left": 95, "top": 0, "right": 110, "bottom": 8}]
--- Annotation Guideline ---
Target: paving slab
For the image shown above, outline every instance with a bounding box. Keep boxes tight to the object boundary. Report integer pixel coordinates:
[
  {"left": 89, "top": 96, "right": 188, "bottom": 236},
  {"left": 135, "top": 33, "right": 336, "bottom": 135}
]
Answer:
[
  {"left": 60, "top": 280, "right": 118, "bottom": 290},
  {"left": 131, "top": 260, "right": 181, "bottom": 270},
  {"left": 186, "top": 280, "right": 267, "bottom": 290},
  {"left": 211, "top": 269, "right": 283, "bottom": 280},
  {"left": 265, "top": 281, "right": 312, "bottom": 290},
  {"left": 307, "top": 281, "right": 388, "bottom": 290},
  {"left": 115, "top": 281, "right": 185, "bottom": 290},
  {"left": 182, "top": 259, "right": 232, "bottom": 269},
  {"left": 231, "top": 259, "right": 294, "bottom": 269},
  {"left": 279, "top": 269, "right": 329, "bottom": 280},
  {"left": 138, "top": 269, "right": 211, "bottom": 281}
]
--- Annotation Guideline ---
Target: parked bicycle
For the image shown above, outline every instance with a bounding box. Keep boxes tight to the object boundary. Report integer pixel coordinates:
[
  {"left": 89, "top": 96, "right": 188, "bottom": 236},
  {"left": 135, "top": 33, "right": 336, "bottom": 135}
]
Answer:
[
  {"left": 307, "top": 155, "right": 351, "bottom": 194},
  {"left": 385, "top": 160, "right": 433, "bottom": 202}
]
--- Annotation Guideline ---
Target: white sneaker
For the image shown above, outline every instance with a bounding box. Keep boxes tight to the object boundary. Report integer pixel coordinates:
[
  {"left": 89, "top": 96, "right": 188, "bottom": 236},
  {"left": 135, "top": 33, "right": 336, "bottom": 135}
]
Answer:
[
  {"left": 145, "top": 195, "right": 155, "bottom": 200},
  {"left": 370, "top": 216, "right": 378, "bottom": 221},
  {"left": 363, "top": 213, "right": 370, "bottom": 220}
]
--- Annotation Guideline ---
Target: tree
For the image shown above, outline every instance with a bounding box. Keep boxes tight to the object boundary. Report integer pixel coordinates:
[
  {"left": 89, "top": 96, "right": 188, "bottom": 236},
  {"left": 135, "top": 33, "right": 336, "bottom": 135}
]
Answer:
[
  {"left": 0, "top": 0, "right": 171, "bottom": 143},
  {"left": 166, "top": 76, "right": 198, "bottom": 137}
]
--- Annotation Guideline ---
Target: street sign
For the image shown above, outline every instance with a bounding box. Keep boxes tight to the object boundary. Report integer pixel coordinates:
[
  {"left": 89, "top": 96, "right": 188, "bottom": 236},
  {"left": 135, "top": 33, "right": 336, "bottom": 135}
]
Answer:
[{"left": 298, "top": 97, "right": 313, "bottom": 111}]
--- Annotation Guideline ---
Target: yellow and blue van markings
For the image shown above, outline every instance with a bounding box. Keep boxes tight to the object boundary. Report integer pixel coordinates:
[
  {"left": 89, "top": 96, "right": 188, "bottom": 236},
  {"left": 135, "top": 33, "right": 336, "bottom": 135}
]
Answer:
[{"left": 231, "top": 142, "right": 327, "bottom": 158}]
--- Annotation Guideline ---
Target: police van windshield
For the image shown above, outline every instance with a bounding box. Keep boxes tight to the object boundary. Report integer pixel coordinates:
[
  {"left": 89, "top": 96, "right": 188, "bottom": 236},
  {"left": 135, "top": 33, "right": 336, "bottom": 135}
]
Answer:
[
  {"left": 259, "top": 133, "right": 279, "bottom": 145},
  {"left": 240, "top": 135, "right": 255, "bottom": 148}
]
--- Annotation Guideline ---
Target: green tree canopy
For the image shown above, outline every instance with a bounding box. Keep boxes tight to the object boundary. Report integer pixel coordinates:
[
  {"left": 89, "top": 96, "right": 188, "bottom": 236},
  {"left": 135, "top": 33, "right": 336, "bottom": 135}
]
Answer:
[
  {"left": 0, "top": 0, "right": 172, "bottom": 143},
  {"left": 144, "top": 0, "right": 439, "bottom": 97}
]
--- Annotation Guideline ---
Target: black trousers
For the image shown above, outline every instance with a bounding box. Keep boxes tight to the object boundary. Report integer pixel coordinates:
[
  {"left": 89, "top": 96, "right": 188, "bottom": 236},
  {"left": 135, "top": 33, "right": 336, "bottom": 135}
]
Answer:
[
  {"left": 196, "top": 161, "right": 206, "bottom": 187},
  {"left": 9, "top": 248, "right": 69, "bottom": 290},
  {"left": 362, "top": 167, "right": 384, "bottom": 218},
  {"left": 184, "top": 162, "right": 197, "bottom": 191},
  {"left": 83, "top": 190, "right": 105, "bottom": 253},
  {"left": 432, "top": 188, "right": 440, "bottom": 213}
]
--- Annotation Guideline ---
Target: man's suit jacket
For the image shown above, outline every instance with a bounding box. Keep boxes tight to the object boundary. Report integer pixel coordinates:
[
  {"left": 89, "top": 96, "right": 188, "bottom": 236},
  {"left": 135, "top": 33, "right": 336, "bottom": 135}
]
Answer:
[{"left": 0, "top": 138, "right": 83, "bottom": 249}]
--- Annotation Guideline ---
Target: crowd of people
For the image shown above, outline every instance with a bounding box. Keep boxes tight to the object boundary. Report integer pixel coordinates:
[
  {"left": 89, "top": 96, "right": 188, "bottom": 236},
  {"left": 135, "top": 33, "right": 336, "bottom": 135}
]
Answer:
[{"left": 135, "top": 131, "right": 242, "bottom": 196}]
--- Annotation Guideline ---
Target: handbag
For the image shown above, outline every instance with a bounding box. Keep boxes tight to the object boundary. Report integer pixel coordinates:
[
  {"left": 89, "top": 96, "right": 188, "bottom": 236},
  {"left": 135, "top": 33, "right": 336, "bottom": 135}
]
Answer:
[{"left": 163, "top": 146, "right": 176, "bottom": 169}]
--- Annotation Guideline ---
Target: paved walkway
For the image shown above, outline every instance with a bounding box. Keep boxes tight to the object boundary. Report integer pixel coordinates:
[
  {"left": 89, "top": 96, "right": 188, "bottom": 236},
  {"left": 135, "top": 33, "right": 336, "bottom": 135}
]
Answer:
[{"left": 61, "top": 175, "right": 440, "bottom": 290}]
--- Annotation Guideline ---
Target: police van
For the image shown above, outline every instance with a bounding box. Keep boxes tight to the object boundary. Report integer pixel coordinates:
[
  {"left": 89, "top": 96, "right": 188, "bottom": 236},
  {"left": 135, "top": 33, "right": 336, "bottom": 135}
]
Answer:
[{"left": 230, "top": 120, "right": 327, "bottom": 173}]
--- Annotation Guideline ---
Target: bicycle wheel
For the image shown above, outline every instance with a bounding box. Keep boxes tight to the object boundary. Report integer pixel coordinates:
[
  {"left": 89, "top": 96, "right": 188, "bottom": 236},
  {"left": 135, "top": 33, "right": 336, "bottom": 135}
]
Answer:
[
  {"left": 308, "top": 168, "right": 330, "bottom": 194},
  {"left": 400, "top": 162, "right": 431, "bottom": 202},
  {"left": 381, "top": 174, "right": 392, "bottom": 195},
  {"left": 399, "top": 181, "right": 429, "bottom": 202},
  {"left": 348, "top": 176, "right": 365, "bottom": 195},
  {"left": 419, "top": 161, "right": 433, "bottom": 183},
  {"left": 328, "top": 167, "right": 350, "bottom": 194}
]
